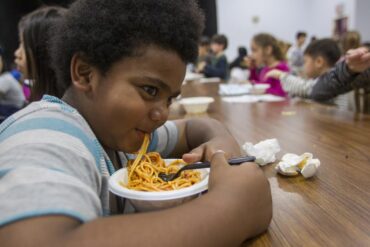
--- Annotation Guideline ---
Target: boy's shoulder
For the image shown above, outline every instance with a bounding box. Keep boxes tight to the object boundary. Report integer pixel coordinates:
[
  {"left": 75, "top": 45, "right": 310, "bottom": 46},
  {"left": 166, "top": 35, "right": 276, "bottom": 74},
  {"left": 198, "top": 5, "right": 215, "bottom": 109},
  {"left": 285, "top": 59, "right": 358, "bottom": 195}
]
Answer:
[
  {"left": 0, "top": 95, "right": 111, "bottom": 175},
  {"left": 0, "top": 95, "right": 95, "bottom": 143},
  {"left": 2, "top": 95, "right": 83, "bottom": 125}
]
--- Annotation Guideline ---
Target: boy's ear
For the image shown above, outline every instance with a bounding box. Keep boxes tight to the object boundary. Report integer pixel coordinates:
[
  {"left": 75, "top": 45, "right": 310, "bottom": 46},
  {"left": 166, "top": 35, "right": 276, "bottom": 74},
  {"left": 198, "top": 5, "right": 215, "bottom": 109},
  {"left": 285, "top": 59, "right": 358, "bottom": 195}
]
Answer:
[
  {"left": 70, "top": 53, "right": 95, "bottom": 92},
  {"left": 314, "top": 56, "right": 326, "bottom": 68}
]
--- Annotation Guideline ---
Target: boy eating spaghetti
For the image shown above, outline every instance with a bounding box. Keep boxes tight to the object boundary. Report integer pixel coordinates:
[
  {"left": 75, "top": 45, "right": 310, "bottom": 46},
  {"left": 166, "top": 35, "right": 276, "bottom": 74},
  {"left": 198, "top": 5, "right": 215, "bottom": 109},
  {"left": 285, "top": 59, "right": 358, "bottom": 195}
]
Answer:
[{"left": 0, "top": 0, "right": 272, "bottom": 246}]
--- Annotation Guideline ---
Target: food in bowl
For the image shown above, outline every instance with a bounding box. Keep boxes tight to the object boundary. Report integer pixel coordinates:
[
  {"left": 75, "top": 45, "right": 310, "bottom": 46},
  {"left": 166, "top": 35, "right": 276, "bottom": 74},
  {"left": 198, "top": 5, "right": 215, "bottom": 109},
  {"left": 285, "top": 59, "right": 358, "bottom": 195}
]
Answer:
[
  {"left": 125, "top": 152, "right": 201, "bottom": 191},
  {"left": 179, "top": 97, "right": 214, "bottom": 114},
  {"left": 109, "top": 134, "right": 209, "bottom": 211},
  {"left": 109, "top": 160, "right": 209, "bottom": 211}
]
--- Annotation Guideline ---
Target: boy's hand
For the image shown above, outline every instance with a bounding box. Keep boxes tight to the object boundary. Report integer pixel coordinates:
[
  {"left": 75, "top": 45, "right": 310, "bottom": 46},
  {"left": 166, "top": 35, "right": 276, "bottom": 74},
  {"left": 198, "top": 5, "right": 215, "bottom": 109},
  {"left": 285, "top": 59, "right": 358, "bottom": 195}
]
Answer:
[
  {"left": 345, "top": 47, "right": 370, "bottom": 73},
  {"left": 173, "top": 118, "right": 241, "bottom": 164},
  {"left": 196, "top": 61, "right": 207, "bottom": 73},
  {"left": 265, "top": 69, "right": 286, "bottom": 79},
  {"left": 182, "top": 135, "right": 241, "bottom": 163},
  {"left": 207, "top": 151, "right": 272, "bottom": 236},
  {"left": 244, "top": 56, "right": 256, "bottom": 68}
]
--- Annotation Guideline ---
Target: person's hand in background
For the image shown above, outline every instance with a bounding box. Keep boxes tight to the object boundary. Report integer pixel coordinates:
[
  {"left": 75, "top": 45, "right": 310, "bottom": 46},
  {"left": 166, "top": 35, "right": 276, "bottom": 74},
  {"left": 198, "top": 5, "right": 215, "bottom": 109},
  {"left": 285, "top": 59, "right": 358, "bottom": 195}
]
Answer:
[
  {"left": 265, "top": 69, "right": 287, "bottom": 80},
  {"left": 345, "top": 47, "right": 370, "bottom": 73}
]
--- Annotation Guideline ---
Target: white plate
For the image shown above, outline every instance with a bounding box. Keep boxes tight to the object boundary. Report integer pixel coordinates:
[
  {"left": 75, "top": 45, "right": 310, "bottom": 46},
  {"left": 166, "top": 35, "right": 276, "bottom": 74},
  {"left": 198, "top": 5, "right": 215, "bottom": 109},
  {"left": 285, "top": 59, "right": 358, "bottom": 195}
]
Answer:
[{"left": 109, "top": 159, "right": 210, "bottom": 201}]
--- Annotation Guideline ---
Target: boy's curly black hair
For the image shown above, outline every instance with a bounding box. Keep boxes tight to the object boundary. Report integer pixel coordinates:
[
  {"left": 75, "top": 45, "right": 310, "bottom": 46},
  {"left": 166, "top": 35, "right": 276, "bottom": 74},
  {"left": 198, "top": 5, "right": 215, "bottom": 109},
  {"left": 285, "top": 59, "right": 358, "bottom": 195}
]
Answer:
[{"left": 50, "top": 0, "right": 205, "bottom": 93}]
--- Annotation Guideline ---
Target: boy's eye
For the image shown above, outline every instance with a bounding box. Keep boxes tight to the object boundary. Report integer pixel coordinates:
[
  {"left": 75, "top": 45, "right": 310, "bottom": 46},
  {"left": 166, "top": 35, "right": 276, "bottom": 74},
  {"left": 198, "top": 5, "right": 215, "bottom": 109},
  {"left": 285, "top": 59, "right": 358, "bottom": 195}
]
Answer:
[
  {"left": 167, "top": 96, "right": 176, "bottom": 106},
  {"left": 142, "top": 86, "right": 158, "bottom": 97}
]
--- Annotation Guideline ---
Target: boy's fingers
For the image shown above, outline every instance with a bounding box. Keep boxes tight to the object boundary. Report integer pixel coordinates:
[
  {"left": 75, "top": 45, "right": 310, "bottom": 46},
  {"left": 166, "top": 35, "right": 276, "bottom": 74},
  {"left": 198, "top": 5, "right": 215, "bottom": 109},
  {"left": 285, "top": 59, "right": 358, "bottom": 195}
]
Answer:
[
  {"left": 182, "top": 146, "right": 204, "bottom": 163},
  {"left": 360, "top": 53, "right": 370, "bottom": 63},
  {"left": 346, "top": 48, "right": 368, "bottom": 62},
  {"left": 210, "top": 150, "right": 228, "bottom": 168},
  {"left": 182, "top": 153, "right": 201, "bottom": 163}
]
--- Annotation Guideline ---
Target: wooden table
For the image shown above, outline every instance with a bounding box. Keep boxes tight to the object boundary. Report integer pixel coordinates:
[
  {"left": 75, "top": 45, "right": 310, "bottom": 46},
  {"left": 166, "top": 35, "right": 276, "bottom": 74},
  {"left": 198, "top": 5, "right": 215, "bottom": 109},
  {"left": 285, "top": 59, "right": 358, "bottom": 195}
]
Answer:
[{"left": 170, "top": 82, "right": 370, "bottom": 246}]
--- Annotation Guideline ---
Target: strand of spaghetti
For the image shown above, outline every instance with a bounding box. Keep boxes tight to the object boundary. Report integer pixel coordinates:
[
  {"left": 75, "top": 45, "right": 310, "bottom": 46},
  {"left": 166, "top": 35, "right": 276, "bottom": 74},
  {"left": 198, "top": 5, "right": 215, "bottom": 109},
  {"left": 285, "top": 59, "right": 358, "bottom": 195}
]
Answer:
[
  {"left": 124, "top": 134, "right": 201, "bottom": 191},
  {"left": 128, "top": 134, "right": 150, "bottom": 179}
]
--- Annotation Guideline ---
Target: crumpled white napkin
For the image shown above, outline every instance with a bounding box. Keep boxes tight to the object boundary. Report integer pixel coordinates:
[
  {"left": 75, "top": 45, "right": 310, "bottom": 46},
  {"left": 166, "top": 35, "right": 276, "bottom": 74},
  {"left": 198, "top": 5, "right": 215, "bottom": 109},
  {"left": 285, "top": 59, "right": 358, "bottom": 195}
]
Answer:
[
  {"left": 275, "top": 153, "right": 320, "bottom": 178},
  {"left": 242, "top": 139, "right": 281, "bottom": 166}
]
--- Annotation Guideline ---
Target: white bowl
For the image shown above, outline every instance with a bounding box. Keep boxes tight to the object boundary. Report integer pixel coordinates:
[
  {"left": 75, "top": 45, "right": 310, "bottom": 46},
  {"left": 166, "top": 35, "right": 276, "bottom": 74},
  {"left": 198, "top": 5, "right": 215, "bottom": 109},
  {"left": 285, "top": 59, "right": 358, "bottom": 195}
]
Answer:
[
  {"left": 179, "top": 97, "right": 215, "bottom": 114},
  {"left": 109, "top": 159, "right": 210, "bottom": 212},
  {"left": 250, "top": 84, "right": 270, "bottom": 94}
]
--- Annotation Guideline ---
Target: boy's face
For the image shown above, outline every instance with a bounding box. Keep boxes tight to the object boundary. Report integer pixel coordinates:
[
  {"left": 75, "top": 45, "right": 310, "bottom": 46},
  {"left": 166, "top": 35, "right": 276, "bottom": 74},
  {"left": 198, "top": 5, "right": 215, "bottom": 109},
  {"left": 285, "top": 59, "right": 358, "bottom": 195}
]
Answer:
[
  {"left": 210, "top": 43, "right": 224, "bottom": 54},
  {"left": 303, "top": 55, "right": 323, "bottom": 78},
  {"left": 297, "top": 36, "right": 306, "bottom": 47},
  {"left": 80, "top": 46, "right": 185, "bottom": 152},
  {"left": 198, "top": 45, "right": 209, "bottom": 57}
]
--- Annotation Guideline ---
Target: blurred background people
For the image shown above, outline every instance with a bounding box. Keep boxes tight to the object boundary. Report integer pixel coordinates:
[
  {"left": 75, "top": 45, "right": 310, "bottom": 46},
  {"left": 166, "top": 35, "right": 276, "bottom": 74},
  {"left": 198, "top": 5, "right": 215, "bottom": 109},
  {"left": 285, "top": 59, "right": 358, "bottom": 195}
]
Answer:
[
  {"left": 0, "top": 45, "right": 25, "bottom": 120},
  {"left": 15, "top": 6, "right": 66, "bottom": 102},
  {"left": 229, "top": 46, "right": 248, "bottom": 70},
  {"left": 194, "top": 36, "right": 211, "bottom": 73},
  {"left": 249, "top": 33, "right": 289, "bottom": 97},
  {"left": 286, "top": 31, "right": 307, "bottom": 75},
  {"left": 198, "top": 34, "right": 229, "bottom": 80},
  {"left": 266, "top": 38, "right": 342, "bottom": 104}
]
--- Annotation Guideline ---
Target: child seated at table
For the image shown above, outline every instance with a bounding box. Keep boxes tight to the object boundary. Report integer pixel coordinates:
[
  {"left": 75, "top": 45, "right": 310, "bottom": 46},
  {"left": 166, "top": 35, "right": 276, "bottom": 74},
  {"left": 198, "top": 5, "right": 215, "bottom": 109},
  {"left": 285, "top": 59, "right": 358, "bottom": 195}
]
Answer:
[
  {"left": 265, "top": 39, "right": 343, "bottom": 105},
  {"left": 14, "top": 6, "right": 66, "bottom": 101},
  {"left": 198, "top": 34, "right": 229, "bottom": 80},
  {"left": 309, "top": 46, "right": 370, "bottom": 102},
  {"left": 248, "top": 33, "right": 290, "bottom": 97},
  {"left": 286, "top": 31, "right": 307, "bottom": 76},
  {"left": 0, "top": 46, "right": 25, "bottom": 120},
  {"left": 0, "top": 1, "right": 272, "bottom": 246},
  {"left": 194, "top": 36, "right": 211, "bottom": 72}
]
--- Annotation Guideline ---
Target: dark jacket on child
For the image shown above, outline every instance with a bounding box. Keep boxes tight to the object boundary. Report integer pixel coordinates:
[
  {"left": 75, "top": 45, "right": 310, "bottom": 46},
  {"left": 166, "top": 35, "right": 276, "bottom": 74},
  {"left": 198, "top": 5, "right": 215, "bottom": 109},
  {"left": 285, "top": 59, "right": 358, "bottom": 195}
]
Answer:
[
  {"left": 203, "top": 53, "right": 228, "bottom": 80},
  {"left": 310, "top": 60, "right": 370, "bottom": 101}
]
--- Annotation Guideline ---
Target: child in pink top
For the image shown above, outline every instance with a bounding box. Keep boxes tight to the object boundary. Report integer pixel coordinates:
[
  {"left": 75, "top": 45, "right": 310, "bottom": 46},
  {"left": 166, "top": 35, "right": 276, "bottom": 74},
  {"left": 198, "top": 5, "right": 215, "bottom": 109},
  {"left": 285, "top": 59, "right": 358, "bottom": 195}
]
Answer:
[{"left": 248, "top": 33, "right": 290, "bottom": 97}]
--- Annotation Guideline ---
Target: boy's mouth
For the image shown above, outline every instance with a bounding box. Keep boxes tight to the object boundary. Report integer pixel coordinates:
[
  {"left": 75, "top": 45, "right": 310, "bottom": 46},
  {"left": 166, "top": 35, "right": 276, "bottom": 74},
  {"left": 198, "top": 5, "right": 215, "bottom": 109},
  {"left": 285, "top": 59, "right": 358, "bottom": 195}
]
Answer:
[{"left": 135, "top": 129, "right": 148, "bottom": 139}]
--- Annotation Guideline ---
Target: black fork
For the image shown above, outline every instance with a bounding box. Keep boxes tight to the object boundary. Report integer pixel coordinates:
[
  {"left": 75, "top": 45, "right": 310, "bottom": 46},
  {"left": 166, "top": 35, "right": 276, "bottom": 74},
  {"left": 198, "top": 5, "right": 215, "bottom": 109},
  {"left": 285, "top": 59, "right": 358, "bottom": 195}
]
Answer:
[{"left": 158, "top": 155, "right": 256, "bottom": 182}]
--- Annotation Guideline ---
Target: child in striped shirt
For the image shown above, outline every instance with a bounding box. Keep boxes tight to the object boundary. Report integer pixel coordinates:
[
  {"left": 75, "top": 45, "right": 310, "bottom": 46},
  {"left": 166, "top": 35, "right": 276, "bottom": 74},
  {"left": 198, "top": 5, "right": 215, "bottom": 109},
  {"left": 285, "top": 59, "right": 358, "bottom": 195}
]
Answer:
[
  {"left": 266, "top": 39, "right": 341, "bottom": 100},
  {"left": 0, "top": 0, "right": 272, "bottom": 246}
]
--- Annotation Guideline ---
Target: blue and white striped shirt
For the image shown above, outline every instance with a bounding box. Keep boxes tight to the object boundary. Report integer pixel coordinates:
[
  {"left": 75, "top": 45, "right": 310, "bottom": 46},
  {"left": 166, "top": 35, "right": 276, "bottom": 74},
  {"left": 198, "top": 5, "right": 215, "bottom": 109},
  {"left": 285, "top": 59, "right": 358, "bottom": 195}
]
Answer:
[{"left": 0, "top": 95, "right": 178, "bottom": 226}]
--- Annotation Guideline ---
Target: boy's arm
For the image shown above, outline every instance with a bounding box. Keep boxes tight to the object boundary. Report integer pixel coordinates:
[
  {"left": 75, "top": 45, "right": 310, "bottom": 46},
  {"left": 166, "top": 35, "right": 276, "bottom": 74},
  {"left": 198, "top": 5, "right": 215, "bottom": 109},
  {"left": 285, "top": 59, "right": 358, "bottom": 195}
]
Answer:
[
  {"left": 264, "top": 69, "right": 316, "bottom": 98},
  {"left": 170, "top": 118, "right": 242, "bottom": 163},
  {"left": 0, "top": 152, "right": 272, "bottom": 247},
  {"left": 345, "top": 47, "right": 370, "bottom": 73},
  {"left": 310, "top": 47, "right": 370, "bottom": 101},
  {"left": 309, "top": 61, "right": 359, "bottom": 101},
  {"left": 280, "top": 74, "right": 318, "bottom": 98}
]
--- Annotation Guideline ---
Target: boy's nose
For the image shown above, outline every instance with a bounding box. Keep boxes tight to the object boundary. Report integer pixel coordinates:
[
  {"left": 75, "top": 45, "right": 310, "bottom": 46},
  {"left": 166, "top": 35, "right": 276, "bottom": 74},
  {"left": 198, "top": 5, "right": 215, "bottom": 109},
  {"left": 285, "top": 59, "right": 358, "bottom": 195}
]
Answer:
[{"left": 149, "top": 106, "right": 169, "bottom": 123}]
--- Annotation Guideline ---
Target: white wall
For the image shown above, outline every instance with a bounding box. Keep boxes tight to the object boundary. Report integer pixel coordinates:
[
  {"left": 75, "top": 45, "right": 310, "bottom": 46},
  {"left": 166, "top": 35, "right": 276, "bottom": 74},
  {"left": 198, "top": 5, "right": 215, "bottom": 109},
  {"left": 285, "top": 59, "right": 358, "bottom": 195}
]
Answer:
[
  {"left": 216, "top": 0, "right": 357, "bottom": 60},
  {"left": 308, "top": 0, "right": 356, "bottom": 38},
  {"left": 355, "top": 0, "right": 370, "bottom": 42}
]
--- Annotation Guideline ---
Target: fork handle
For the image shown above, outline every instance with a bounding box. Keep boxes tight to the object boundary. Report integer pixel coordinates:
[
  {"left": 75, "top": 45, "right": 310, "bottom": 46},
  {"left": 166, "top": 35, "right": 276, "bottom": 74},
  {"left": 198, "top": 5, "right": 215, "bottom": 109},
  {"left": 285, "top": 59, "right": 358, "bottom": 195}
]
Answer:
[
  {"left": 228, "top": 155, "right": 256, "bottom": 165},
  {"left": 181, "top": 155, "right": 256, "bottom": 171}
]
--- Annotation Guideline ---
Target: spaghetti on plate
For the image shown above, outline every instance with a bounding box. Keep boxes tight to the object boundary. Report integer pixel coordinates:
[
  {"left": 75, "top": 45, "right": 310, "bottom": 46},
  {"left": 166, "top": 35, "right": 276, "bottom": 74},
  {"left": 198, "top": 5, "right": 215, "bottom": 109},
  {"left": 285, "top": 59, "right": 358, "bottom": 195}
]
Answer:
[{"left": 120, "top": 134, "right": 201, "bottom": 191}]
